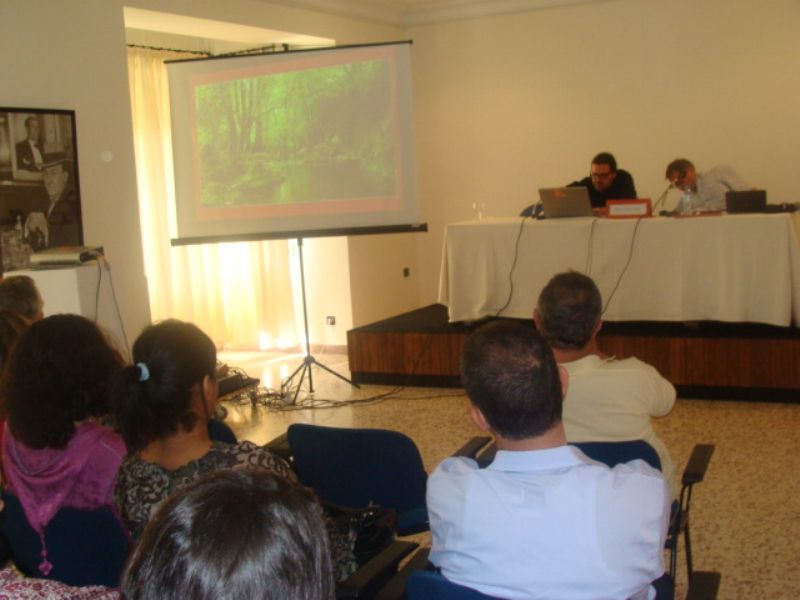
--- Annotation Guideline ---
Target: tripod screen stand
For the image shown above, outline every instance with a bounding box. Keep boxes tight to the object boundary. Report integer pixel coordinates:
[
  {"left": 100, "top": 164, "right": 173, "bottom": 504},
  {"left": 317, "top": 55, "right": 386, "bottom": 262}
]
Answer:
[{"left": 281, "top": 237, "right": 360, "bottom": 404}]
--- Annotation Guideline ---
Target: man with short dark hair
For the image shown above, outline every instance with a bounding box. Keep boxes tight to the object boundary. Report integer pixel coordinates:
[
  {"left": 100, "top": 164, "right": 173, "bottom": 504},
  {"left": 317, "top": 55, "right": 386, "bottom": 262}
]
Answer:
[
  {"left": 427, "top": 319, "right": 670, "bottom": 599},
  {"left": 534, "top": 271, "right": 677, "bottom": 496},
  {"left": 0, "top": 275, "right": 44, "bottom": 322},
  {"left": 665, "top": 158, "right": 750, "bottom": 212},
  {"left": 568, "top": 152, "right": 638, "bottom": 208}
]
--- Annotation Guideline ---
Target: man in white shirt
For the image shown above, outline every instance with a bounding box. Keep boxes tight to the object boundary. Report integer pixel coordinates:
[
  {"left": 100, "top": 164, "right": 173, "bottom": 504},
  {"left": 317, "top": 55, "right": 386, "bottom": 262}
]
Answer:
[
  {"left": 534, "top": 271, "right": 677, "bottom": 496},
  {"left": 665, "top": 158, "right": 750, "bottom": 212},
  {"left": 427, "top": 320, "right": 670, "bottom": 600}
]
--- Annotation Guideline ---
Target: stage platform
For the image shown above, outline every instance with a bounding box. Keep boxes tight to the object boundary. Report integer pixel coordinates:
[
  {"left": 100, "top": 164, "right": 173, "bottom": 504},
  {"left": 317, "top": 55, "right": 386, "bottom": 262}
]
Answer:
[{"left": 347, "top": 304, "right": 800, "bottom": 402}]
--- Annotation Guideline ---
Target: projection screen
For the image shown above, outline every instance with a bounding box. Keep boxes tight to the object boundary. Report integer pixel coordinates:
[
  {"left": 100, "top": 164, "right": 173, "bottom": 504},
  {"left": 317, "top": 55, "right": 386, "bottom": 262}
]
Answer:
[{"left": 167, "top": 41, "right": 424, "bottom": 245}]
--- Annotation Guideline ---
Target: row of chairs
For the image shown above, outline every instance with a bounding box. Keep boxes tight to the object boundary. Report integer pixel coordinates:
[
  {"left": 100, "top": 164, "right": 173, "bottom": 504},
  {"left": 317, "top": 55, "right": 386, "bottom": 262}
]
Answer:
[
  {"left": 0, "top": 423, "right": 720, "bottom": 598},
  {"left": 271, "top": 424, "right": 721, "bottom": 600}
]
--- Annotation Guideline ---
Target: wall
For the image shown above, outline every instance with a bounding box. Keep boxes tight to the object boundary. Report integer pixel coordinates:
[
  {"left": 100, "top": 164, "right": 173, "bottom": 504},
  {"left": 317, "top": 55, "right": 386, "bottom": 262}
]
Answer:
[
  {"left": 348, "top": 232, "right": 421, "bottom": 327},
  {"left": 0, "top": 0, "right": 150, "bottom": 350},
  {"left": 407, "top": 0, "right": 800, "bottom": 305},
  {"left": 0, "top": 0, "right": 404, "bottom": 347}
]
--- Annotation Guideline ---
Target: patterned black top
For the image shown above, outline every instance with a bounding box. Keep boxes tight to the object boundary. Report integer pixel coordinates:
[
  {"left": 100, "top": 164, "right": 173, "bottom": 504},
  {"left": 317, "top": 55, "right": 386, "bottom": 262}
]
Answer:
[
  {"left": 114, "top": 440, "right": 357, "bottom": 580},
  {"left": 114, "top": 440, "right": 296, "bottom": 539}
]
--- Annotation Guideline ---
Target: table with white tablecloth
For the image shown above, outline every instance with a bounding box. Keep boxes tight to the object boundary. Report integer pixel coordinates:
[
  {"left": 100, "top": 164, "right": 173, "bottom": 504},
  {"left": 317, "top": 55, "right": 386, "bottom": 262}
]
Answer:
[{"left": 438, "top": 213, "right": 800, "bottom": 327}]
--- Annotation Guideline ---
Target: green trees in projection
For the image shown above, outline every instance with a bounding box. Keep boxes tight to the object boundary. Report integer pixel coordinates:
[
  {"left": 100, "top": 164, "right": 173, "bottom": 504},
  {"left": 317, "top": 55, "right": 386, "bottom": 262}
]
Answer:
[{"left": 194, "top": 59, "right": 397, "bottom": 207}]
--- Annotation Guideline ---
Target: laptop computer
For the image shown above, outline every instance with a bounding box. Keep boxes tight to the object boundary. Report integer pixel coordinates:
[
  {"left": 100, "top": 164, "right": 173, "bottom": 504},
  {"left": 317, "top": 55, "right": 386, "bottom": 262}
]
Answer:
[
  {"left": 538, "top": 187, "right": 594, "bottom": 219},
  {"left": 725, "top": 190, "right": 767, "bottom": 214}
]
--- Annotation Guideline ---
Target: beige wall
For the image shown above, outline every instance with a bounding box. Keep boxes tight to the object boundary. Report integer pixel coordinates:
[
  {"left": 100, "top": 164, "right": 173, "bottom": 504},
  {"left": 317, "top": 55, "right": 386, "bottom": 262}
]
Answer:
[
  {"left": 408, "top": 0, "right": 800, "bottom": 305},
  {"left": 0, "top": 1, "right": 150, "bottom": 349},
  {"left": 348, "top": 232, "right": 421, "bottom": 327}
]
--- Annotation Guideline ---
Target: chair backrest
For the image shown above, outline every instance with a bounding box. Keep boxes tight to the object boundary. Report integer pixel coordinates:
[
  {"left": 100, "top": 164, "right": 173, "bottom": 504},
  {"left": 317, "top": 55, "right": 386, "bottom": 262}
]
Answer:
[
  {"left": 207, "top": 418, "right": 237, "bottom": 444},
  {"left": 405, "top": 569, "right": 673, "bottom": 600},
  {"left": 406, "top": 570, "right": 499, "bottom": 600},
  {"left": 287, "top": 424, "right": 428, "bottom": 533},
  {"left": 0, "top": 489, "right": 130, "bottom": 588},
  {"left": 571, "top": 440, "right": 662, "bottom": 471}
]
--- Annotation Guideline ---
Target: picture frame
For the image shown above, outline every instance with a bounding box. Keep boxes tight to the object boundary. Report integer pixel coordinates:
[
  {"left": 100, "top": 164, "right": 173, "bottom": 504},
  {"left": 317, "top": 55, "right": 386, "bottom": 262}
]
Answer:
[{"left": 0, "top": 107, "right": 83, "bottom": 273}]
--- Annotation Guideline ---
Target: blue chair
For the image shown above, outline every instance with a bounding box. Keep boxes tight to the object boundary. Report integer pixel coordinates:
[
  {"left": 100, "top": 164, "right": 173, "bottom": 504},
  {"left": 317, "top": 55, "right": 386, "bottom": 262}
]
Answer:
[
  {"left": 403, "top": 562, "right": 678, "bottom": 600},
  {"left": 0, "top": 489, "right": 131, "bottom": 587},
  {"left": 287, "top": 424, "right": 429, "bottom": 535},
  {"left": 572, "top": 440, "right": 716, "bottom": 587},
  {"left": 478, "top": 439, "right": 662, "bottom": 471},
  {"left": 571, "top": 439, "right": 662, "bottom": 471},
  {"left": 406, "top": 570, "right": 498, "bottom": 599},
  {"left": 207, "top": 418, "right": 237, "bottom": 444},
  {"left": 476, "top": 440, "right": 717, "bottom": 586},
  {"left": 286, "top": 424, "right": 490, "bottom": 536}
]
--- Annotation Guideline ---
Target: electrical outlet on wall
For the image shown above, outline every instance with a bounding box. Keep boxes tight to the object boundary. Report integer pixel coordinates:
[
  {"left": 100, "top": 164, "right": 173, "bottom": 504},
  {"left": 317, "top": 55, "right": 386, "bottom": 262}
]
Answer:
[{"left": 325, "top": 316, "right": 336, "bottom": 326}]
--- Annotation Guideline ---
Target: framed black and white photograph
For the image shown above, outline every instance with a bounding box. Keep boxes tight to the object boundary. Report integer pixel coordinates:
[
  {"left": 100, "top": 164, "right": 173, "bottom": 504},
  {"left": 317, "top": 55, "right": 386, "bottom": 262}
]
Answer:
[{"left": 0, "top": 107, "right": 83, "bottom": 273}]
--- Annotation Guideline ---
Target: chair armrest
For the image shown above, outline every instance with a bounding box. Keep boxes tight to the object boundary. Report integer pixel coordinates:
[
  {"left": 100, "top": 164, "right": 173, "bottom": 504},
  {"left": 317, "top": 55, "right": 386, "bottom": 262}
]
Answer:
[
  {"left": 452, "top": 436, "right": 492, "bottom": 459},
  {"left": 337, "top": 540, "right": 418, "bottom": 599},
  {"left": 373, "top": 547, "right": 432, "bottom": 600},
  {"left": 264, "top": 432, "right": 292, "bottom": 463},
  {"left": 682, "top": 444, "right": 715, "bottom": 486},
  {"left": 686, "top": 571, "right": 721, "bottom": 600}
]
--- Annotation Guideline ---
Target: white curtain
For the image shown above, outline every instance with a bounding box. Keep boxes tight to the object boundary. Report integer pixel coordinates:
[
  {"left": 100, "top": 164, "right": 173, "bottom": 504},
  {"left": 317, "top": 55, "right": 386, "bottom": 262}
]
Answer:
[{"left": 127, "top": 47, "right": 298, "bottom": 350}]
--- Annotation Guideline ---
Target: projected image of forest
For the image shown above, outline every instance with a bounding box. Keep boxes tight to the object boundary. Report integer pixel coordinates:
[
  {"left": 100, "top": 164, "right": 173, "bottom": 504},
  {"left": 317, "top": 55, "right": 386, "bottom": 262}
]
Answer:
[{"left": 194, "top": 59, "right": 397, "bottom": 208}]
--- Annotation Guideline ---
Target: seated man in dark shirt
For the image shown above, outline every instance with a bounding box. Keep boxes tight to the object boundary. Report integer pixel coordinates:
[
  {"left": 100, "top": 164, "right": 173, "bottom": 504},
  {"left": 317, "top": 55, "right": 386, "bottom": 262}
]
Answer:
[{"left": 568, "top": 152, "right": 637, "bottom": 209}]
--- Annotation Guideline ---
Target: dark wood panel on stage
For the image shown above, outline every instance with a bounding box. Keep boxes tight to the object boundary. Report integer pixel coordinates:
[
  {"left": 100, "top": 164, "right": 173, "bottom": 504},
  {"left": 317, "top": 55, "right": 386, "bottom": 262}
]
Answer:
[{"left": 347, "top": 304, "right": 800, "bottom": 401}]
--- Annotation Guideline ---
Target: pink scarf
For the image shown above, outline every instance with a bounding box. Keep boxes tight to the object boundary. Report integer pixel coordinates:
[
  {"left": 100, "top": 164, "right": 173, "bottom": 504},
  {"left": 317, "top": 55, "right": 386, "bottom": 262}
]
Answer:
[{"left": 2, "top": 421, "right": 125, "bottom": 575}]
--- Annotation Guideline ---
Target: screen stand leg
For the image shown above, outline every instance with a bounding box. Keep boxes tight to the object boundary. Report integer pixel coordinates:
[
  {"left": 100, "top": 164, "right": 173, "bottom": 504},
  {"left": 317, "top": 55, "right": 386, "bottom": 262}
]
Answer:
[{"left": 281, "top": 237, "right": 360, "bottom": 405}]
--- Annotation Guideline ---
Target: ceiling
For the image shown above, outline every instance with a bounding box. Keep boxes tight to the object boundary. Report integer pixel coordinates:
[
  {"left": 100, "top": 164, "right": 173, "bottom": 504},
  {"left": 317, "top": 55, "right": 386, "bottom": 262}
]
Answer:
[
  {"left": 264, "top": 0, "right": 602, "bottom": 27},
  {"left": 124, "top": 0, "right": 601, "bottom": 54},
  {"left": 124, "top": 7, "right": 334, "bottom": 53}
]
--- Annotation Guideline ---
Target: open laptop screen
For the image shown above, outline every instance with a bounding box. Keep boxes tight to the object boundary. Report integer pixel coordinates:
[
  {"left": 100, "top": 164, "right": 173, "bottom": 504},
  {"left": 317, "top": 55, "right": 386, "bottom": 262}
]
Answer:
[{"left": 538, "top": 187, "right": 594, "bottom": 219}]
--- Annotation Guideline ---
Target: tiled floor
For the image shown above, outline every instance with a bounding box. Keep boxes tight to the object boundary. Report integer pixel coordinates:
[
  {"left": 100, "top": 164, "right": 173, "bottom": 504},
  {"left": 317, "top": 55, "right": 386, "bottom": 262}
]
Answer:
[{"left": 218, "top": 350, "right": 800, "bottom": 599}]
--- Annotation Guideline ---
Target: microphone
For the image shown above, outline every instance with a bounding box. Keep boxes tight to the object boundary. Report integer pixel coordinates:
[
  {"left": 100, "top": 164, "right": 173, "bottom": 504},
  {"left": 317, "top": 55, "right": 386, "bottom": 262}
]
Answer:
[{"left": 652, "top": 182, "right": 675, "bottom": 215}]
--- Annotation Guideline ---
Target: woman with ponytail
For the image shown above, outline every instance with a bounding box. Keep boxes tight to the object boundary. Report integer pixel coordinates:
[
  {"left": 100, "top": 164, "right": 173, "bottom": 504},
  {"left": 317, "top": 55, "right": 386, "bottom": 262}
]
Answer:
[{"left": 111, "top": 319, "right": 295, "bottom": 539}]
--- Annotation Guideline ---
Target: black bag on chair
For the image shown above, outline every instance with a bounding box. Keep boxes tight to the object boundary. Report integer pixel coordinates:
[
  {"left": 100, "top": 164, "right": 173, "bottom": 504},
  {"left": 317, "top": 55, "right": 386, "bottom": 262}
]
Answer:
[{"left": 325, "top": 503, "right": 397, "bottom": 567}]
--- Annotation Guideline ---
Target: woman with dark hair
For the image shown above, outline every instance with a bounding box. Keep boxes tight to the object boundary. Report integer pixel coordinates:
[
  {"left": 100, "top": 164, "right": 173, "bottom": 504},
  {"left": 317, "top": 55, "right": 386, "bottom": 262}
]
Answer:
[
  {"left": 0, "top": 315, "right": 125, "bottom": 575},
  {"left": 112, "top": 319, "right": 357, "bottom": 581},
  {"left": 122, "top": 469, "right": 334, "bottom": 600},
  {"left": 111, "top": 319, "right": 296, "bottom": 539}
]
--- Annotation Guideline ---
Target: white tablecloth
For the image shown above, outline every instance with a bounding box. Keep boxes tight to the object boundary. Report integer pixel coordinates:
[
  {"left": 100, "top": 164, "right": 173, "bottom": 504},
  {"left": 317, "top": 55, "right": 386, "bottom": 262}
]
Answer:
[{"left": 438, "top": 213, "right": 800, "bottom": 327}]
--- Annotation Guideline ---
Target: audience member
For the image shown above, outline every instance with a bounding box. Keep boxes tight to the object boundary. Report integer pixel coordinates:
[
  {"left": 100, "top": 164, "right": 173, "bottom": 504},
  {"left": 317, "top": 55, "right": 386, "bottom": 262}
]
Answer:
[
  {"left": 0, "top": 315, "right": 125, "bottom": 576},
  {"left": 111, "top": 319, "right": 296, "bottom": 538},
  {"left": 665, "top": 158, "right": 750, "bottom": 212},
  {"left": 122, "top": 469, "right": 334, "bottom": 600},
  {"left": 535, "top": 271, "right": 677, "bottom": 495},
  {"left": 111, "top": 320, "right": 361, "bottom": 581},
  {"left": 568, "top": 152, "right": 638, "bottom": 208},
  {"left": 427, "top": 320, "right": 670, "bottom": 599},
  {"left": 112, "top": 319, "right": 359, "bottom": 580},
  {"left": 0, "top": 309, "right": 29, "bottom": 453},
  {"left": 0, "top": 276, "right": 44, "bottom": 322}
]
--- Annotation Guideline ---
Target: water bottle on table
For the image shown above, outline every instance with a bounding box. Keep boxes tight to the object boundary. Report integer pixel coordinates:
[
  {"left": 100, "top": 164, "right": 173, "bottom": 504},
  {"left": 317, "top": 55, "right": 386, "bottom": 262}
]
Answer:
[{"left": 679, "top": 187, "right": 695, "bottom": 215}]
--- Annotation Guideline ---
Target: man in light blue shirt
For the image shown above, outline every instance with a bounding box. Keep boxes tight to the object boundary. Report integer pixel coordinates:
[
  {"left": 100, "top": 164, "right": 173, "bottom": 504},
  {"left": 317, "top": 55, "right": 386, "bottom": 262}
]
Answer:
[
  {"left": 427, "top": 321, "right": 670, "bottom": 600},
  {"left": 665, "top": 158, "right": 751, "bottom": 212}
]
